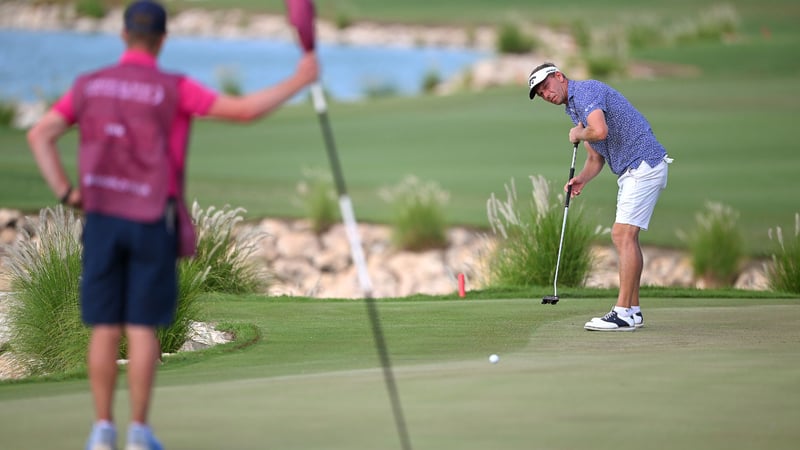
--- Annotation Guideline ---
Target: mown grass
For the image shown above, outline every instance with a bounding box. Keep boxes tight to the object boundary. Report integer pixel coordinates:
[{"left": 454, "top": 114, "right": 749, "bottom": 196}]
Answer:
[
  {"left": 2, "top": 1, "right": 799, "bottom": 254},
  {"left": 1, "top": 293, "right": 798, "bottom": 449},
  {"left": 0, "top": 3, "right": 798, "bottom": 448},
  {"left": 1, "top": 289, "right": 796, "bottom": 388},
  {"left": 1, "top": 284, "right": 793, "bottom": 387},
  {"left": 3, "top": 74, "right": 797, "bottom": 254},
  {"left": 183, "top": 0, "right": 798, "bottom": 31}
]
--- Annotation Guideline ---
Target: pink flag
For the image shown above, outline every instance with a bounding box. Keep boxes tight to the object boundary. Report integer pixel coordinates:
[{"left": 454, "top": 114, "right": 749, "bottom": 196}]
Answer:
[{"left": 285, "top": 0, "right": 316, "bottom": 52}]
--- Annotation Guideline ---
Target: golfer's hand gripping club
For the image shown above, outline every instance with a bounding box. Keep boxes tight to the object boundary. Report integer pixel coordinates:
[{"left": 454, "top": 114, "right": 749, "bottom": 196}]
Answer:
[{"left": 565, "top": 143, "right": 578, "bottom": 208}]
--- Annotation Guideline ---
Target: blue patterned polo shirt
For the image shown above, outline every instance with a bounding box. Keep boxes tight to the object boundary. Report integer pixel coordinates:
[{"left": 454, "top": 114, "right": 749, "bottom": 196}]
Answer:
[{"left": 565, "top": 79, "right": 666, "bottom": 176}]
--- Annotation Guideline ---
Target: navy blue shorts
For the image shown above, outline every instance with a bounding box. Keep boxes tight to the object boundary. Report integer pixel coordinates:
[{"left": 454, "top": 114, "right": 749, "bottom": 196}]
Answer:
[{"left": 81, "top": 212, "right": 178, "bottom": 326}]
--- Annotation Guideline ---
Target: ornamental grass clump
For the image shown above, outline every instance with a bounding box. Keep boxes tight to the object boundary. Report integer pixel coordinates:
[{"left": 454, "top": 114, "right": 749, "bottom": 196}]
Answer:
[
  {"left": 767, "top": 213, "right": 800, "bottom": 294},
  {"left": 379, "top": 175, "right": 449, "bottom": 251},
  {"left": 0, "top": 98, "right": 15, "bottom": 127},
  {"left": 2, "top": 201, "right": 264, "bottom": 377},
  {"left": 679, "top": 202, "right": 743, "bottom": 288},
  {"left": 486, "top": 176, "right": 597, "bottom": 287},
  {"left": 496, "top": 22, "right": 538, "bottom": 54},
  {"left": 294, "top": 167, "right": 339, "bottom": 235},
  {"left": 668, "top": 3, "right": 739, "bottom": 45},
  {"left": 585, "top": 26, "right": 629, "bottom": 78},
  {"left": 186, "top": 201, "right": 267, "bottom": 294},
  {"left": 624, "top": 4, "right": 739, "bottom": 50},
  {"left": 5, "top": 206, "right": 86, "bottom": 375},
  {"left": 76, "top": 0, "right": 106, "bottom": 19},
  {"left": 4, "top": 206, "right": 204, "bottom": 375}
]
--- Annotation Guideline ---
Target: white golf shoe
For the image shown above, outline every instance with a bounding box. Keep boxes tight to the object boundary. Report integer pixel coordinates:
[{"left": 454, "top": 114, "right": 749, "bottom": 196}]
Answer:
[
  {"left": 584, "top": 310, "right": 636, "bottom": 331},
  {"left": 633, "top": 311, "right": 644, "bottom": 328}
]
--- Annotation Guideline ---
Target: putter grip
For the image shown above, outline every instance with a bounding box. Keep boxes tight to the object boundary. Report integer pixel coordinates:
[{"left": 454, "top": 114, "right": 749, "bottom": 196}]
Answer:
[{"left": 565, "top": 167, "right": 575, "bottom": 207}]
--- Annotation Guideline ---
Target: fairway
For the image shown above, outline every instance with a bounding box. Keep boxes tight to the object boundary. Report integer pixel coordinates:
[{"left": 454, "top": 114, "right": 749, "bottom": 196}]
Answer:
[
  {"left": 3, "top": 1, "right": 800, "bottom": 254},
  {"left": 1, "top": 299, "right": 798, "bottom": 449}
]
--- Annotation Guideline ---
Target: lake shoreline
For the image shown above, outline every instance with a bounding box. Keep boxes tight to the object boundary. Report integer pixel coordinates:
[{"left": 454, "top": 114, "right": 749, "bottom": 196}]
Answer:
[
  {"left": 0, "top": 1, "right": 575, "bottom": 113},
  {"left": 0, "top": 1, "right": 498, "bottom": 50}
]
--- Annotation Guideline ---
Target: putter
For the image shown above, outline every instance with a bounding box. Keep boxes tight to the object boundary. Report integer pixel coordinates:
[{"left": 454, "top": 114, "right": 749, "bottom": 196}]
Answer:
[
  {"left": 542, "top": 142, "right": 579, "bottom": 305},
  {"left": 285, "top": 2, "right": 412, "bottom": 449}
]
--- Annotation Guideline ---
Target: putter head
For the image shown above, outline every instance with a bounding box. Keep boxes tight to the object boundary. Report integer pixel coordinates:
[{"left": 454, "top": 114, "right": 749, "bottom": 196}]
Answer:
[{"left": 541, "top": 295, "right": 559, "bottom": 305}]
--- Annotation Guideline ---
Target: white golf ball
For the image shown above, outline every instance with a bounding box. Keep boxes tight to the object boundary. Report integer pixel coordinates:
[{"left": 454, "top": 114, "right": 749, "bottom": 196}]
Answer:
[{"left": 489, "top": 354, "right": 500, "bottom": 364}]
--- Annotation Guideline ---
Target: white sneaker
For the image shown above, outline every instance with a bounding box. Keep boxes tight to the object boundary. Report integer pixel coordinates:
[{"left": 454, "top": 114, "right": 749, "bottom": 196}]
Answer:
[
  {"left": 633, "top": 311, "right": 644, "bottom": 328},
  {"left": 125, "top": 424, "right": 163, "bottom": 450},
  {"left": 584, "top": 311, "right": 636, "bottom": 331},
  {"left": 86, "top": 423, "right": 117, "bottom": 450}
]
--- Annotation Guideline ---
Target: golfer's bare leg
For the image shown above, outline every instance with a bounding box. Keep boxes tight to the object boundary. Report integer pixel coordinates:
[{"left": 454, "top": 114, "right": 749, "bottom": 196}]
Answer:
[
  {"left": 125, "top": 325, "right": 161, "bottom": 424},
  {"left": 89, "top": 325, "right": 123, "bottom": 422},
  {"left": 612, "top": 223, "right": 642, "bottom": 309}
]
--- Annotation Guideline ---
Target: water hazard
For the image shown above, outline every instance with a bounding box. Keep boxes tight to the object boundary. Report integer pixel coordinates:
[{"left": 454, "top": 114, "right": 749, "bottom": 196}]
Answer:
[{"left": 0, "top": 28, "right": 490, "bottom": 102}]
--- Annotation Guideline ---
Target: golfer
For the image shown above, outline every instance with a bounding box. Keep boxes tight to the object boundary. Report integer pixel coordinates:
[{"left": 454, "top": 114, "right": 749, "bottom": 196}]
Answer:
[
  {"left": 528, "top": 62, "right": 672, "bottom": 332},
  {"left": 26, "top": 1, "right": 318, "bottom": 449}
]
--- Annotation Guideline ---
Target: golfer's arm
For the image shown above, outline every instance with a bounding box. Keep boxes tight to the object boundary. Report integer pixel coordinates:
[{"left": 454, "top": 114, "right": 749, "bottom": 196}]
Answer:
[
  {"left": 577, "top": 144, "right": 605, "bottom": 183},
  {"left": 207, "top": 53, "right": 318, "bottom": 122},
  {"left": 578, "top": 109, "right": 608, "bottom": 142},
  {"left": 27, "top": 110, "right": 73, "bottom": 200}
]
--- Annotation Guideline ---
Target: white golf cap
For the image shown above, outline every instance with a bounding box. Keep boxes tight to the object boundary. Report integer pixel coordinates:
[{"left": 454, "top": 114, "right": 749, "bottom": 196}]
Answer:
[{"left": 528, "top": 65, "right": 560, "bottom": 100}]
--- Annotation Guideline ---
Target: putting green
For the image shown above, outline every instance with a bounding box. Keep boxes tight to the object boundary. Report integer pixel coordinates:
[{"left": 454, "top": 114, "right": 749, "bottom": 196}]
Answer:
[{"left": 1, "top": 303, "right": 798, "bottom": 449}]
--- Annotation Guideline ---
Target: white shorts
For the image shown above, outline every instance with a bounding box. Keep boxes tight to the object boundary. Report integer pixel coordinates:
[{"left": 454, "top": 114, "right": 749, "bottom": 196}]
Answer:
[{"left": 615, "top": 157, "right": 671, "bottom": 230}]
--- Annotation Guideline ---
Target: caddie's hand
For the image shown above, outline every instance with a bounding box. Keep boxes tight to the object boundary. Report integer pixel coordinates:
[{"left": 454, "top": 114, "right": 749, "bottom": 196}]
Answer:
[
  {"left": 64, "top": 187, "right": 83, "bottom": 209},
  {"left": 569, "top": 123, "right": 584, "bottom": 144},
  {"left": 296, "top": 51, "right": 319, "bottom": 86}
]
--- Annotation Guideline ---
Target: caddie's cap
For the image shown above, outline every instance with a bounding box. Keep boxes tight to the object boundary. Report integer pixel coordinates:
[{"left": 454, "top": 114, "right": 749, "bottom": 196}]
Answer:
[
  {"left": 124, "top": 1, "right": 167, "bottom": 34},
  {"left": 528, "top": 64, "right": 560, "bottom": 100}
]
